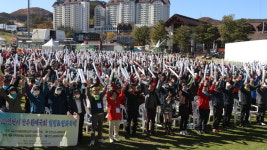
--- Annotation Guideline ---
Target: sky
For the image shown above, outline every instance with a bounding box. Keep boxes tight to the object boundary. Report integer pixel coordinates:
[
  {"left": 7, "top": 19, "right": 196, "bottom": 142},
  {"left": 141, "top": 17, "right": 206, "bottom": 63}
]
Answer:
[{"left": 0, "top": 0, "right": 266, "bottom": 20}]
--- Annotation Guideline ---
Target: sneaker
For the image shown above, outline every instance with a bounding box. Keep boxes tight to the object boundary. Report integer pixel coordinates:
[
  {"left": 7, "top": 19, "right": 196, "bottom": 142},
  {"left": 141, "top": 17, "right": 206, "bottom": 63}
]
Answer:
[
  {"left": 261, "top": 122, "right": 266, "bottom": 126},
  {"left": 180, "top": 130, "right": 185, "bottom": 135},
  {"left": 109, "top": 138, "right": 114, "bottom": 143},
  {"left": 89, "top": 140, "right": 95, "bottom": 146},
  {"left": 98, "top": 139, "right": 105, "bottom": 143},
  {"left": 114, "top": 138, "right": 120, "bottom": 142},
  {"left": 212, "top": 128, "right": 220, "bottom": 132}
]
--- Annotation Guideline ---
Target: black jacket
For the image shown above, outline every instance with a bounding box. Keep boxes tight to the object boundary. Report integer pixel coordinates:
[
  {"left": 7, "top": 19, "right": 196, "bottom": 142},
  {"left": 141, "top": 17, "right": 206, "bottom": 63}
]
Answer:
[
  {"left": 256, "top": 88, "right": 267, "bottom": 105},
  {"left": 240, "top": 85, "right": 258, "bottom": 105}
]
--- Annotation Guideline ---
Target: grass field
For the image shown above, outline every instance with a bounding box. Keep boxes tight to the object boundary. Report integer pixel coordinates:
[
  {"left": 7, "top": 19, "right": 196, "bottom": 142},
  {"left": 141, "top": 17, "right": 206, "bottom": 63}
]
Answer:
[
  {"left": 0, "top": 31, "right": 13, "bottom": 41},
  {"left": 1, "top": 113, "right": 267, "bottom": 150}
]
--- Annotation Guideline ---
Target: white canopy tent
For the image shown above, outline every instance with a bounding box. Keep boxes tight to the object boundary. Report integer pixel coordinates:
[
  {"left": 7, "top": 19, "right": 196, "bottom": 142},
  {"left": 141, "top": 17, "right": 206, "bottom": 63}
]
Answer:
[
  {"left": 42, "top": 38, "right": 63, "bottom": 52},
  {"left": 0, "top": 36, "right": 6, "bottom": 45},
  {"left": 0, "top": 36, "right": 5, "bottom": 41}
]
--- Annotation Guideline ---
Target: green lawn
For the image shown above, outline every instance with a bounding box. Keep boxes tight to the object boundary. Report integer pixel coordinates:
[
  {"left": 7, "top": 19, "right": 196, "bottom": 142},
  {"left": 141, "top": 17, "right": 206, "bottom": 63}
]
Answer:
[{"left": 1, "top": 114, "right": 267, "bottom": 150}]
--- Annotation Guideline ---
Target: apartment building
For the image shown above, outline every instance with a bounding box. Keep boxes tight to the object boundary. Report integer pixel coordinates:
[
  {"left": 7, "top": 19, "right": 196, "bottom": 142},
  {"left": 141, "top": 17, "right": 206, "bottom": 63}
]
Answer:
[
  {"left": 94, "top": 0, "right": 170, "bottom": 32},
  {"left": 53, "top": 0, "right": 90, "bottom": 32}
]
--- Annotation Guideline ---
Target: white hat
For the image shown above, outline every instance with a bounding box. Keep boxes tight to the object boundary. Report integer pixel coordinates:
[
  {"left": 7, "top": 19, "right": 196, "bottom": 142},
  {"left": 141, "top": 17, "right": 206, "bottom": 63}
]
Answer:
[{"left": 226, "top": 82, "right": 231, "bottom": 87}]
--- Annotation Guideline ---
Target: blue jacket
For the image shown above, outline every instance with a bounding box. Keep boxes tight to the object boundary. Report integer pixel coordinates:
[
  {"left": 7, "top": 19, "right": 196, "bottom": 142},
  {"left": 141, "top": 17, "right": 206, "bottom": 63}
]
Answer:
[{"left": 25, "top": 82, "right": 49, "bottom": 114}]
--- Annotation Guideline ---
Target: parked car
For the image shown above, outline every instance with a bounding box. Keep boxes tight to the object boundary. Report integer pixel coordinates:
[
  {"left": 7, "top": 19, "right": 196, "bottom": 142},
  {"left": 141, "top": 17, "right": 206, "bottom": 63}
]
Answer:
[
  {"left": 188, "top": 54, "right": 196, "bottom": 59},
  {"left": 202, "top": 54, "right": 212, "bottom": 60}
]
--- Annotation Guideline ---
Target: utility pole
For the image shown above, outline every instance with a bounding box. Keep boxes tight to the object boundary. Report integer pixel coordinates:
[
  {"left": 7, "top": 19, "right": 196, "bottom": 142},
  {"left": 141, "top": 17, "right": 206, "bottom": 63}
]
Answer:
[{"left": 27, "top": 0, "right": 30, "bottom": 38}]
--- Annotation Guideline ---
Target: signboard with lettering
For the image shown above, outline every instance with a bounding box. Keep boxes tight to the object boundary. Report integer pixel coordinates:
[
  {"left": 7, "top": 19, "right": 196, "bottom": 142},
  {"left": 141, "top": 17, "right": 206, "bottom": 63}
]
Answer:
[
  {"left": 5, "top": 25, "right": 17, "bottom": 31},
  {"left": 17, "top": 27, "right": 28, "bottom": 32},
  {"left": 0, "top": 24, "right": 6, "bottom": 30},
  {"left": 0, "top": 113, "right": 79, "bottom": 147}
]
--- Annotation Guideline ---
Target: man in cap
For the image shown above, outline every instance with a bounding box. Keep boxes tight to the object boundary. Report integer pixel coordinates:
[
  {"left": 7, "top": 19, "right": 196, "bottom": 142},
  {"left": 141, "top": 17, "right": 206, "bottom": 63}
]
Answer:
[
  {"left": 87, "top": 80, "right": 108, "bottom": 146},
  {"left": 222, "top": 81, "right": 237, "bottom": 129},
  {"left": 144, "top": 80, "right": 160, "bottom": 136},
  {"left": 124, "top": 79, "right": 143, "bottom": 139},
  {"left": 48, "top": 83, "right": 68, "bottom": 115}
]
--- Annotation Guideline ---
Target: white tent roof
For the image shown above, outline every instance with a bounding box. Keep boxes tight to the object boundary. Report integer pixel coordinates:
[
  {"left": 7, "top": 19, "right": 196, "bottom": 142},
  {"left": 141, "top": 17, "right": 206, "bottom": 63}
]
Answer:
[
  {"left": 43, "top": 38, "right": 59, "bottom": 47},
  {"left": 0, "top": 36, "right": 5, "bottom": 41}
]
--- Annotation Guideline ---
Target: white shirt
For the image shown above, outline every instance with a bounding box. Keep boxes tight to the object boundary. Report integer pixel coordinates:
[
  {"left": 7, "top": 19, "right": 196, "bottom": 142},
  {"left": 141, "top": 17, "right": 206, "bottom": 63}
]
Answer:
[{"left": 75, "top": 99, "right": 82, "bottom": 113}]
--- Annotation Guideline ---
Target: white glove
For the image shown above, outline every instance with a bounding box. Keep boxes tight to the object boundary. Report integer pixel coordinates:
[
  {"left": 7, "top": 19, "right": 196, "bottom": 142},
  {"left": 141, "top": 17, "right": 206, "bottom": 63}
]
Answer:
[{"left": 45, "top": 107, "right": 51, "bottom": 114}]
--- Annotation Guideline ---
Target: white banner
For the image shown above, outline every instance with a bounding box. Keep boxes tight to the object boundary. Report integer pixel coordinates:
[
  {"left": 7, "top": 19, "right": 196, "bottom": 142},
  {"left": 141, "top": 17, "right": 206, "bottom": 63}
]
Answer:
[
  {"left": 5, "top": 25, "right": 17, "bottom": 31},
  {"left": 0, "top": 113, "right": 79, "bottom": 147}
]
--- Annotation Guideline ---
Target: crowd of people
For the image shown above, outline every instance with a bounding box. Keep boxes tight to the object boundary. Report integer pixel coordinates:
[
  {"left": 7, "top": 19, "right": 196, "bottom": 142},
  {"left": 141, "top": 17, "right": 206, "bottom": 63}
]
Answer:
[{"left": 0, "top": 47, "right": 267, "bottom": 146}]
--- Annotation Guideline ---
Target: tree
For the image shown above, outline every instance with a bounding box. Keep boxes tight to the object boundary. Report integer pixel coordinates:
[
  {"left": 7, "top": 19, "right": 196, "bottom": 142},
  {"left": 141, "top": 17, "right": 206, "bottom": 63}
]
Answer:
[
  {"left": 36, "top": 20, "right": 53, "bottom": 29},
  {"left": 233, "top": 19, "right": 252, "bottom": 42},
  {"left": 132, "top": 26, "right": 150, "bottom": 46},
  {"left": 219, "top": 15, "right": 251, "bottom": 44},
  {"left": 106, "top": 32, "right": 116, "bottom": 42},
  {"left": 173, "top": 26, "right": 192, "bottom": 53},
  {"left": 150, "top": 20, "right": 168, "bottom": 46},
  {"left": 100, "top": 32, "right": 107, "bottom": 42},
  {"left": 31, "top": 14, "right": 49, "bottom": 28},
  {"left": 194, "top": 21, "right": 220, "bottom": 51}
]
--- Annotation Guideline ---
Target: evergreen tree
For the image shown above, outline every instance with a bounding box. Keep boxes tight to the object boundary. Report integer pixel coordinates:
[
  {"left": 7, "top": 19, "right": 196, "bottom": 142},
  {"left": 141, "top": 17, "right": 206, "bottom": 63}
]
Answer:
[
  {"left": 173, "top": 26, "right": 192, "bottom": 53},
  {"left": 194, "top": 21, "right": 220, "bottom": 51},
  {"left": 219, "top": 15, "right": 251, "bottom": 44},
  {"left": 132, "top": 26, "right": 150, "bottom": 46},
  {"left": 150, "top": 20, "right": 168, "bottom": 46}
]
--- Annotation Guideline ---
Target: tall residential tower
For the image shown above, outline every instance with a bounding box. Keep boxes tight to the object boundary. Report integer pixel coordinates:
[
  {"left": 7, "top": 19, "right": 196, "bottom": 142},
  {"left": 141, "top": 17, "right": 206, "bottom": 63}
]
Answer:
[
  {"left": 95, "top": 0, "right": 170, "bottom": 32},
  {"left": 53, "top": 0, "right": 90, "bottom": 32}
]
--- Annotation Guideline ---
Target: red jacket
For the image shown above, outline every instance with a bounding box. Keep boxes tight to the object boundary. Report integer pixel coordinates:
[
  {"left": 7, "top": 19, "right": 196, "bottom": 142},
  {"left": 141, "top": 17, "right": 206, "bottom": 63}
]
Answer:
[
  {"left": 197, "top": 83, "right": 214, "bottom": 109},
  {"left": 106, "top": 89, "right": 125, "bottom": 120}
]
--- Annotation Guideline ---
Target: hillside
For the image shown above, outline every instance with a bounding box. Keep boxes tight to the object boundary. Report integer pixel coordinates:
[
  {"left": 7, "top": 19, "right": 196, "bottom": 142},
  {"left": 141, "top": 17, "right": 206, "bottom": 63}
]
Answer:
[
  {"left": 198, "top": 17, "right": 222, "bottom": 25},
  {"left": 10, "top": 7, "right": 52, "bottom": 16}
]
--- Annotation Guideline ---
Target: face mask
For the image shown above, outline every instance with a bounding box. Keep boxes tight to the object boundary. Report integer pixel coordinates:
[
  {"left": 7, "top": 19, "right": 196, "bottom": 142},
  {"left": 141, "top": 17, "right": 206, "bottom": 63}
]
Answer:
[
  {"left": 75, "top": 94, "right": 80, "bottom": 99},
  {"left": 92, "top": 94, "right": 100, "bottom": 100},
  {"left": 9, "top": 94, "right": 17, "bottom": 99},
  {"left": 203, "top": 91, "right": 210, "bottom": 96},
  {"left": 35, "top": 80, "right": 41, "bottom": 85},
  {"left": 55, "top": 90, "right": 62, "bottom": 95},
  {"left": 33, "top": 90, "right": 40, "bottom": 96},
  {"left": 182, "top": 90, "right": 188, "bottom": 93},
  {"left": 2, "top": 86, "right": 9, "bottom": 90}
]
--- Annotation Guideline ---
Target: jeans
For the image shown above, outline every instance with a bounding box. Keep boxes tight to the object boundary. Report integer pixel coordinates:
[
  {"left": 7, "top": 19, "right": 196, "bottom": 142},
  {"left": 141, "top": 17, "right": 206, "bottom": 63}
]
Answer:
[
  {"left": 198, "top": 108, "right": 210, "bottom": 131},
  {"left": 223, "top": 104, "right": 233, "bottom": 127},
  {"left": 146, "top": 108, "right": 156, "bottom": 133},
  {"left": 126, "top": 111, "right": 138, "bottom": 134},
  {"left": 180, "top": 115, "right": 189, "bottom": 131},
  {"left": 240, "top": 104, "right": 251, "bottom": 124},
  {"left": 212, "top": 106, "right": 223, "bottom": 129},
  {"left": 257, "top": 104, "right": 266, "bottom": 123}
]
